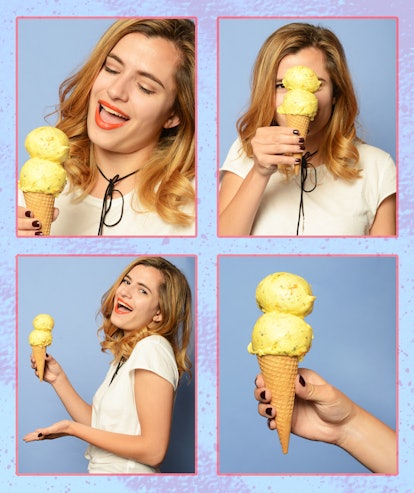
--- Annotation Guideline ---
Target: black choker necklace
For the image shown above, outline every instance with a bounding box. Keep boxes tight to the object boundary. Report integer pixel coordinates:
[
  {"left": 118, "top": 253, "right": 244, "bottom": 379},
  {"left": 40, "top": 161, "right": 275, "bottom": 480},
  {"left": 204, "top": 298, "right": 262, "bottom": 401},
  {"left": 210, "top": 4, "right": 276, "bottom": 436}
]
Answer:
[
  {"left": 97, "top": 165, "right": 140, "bottom": 236},
  {"left": 296, "top": 150, "right": 318, "bottom": 235}
]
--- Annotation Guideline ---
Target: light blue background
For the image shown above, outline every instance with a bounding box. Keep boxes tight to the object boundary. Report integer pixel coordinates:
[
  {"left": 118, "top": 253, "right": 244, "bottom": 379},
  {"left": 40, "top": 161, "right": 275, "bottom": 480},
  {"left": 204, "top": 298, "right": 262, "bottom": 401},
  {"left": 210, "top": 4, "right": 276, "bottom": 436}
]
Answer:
[
  {"left": 219, "top": 255, "right": 396, "bottom": 473},
  {"left": 1, "top": 0, "right": 413, "bottom": 492},
  {"left": 17, "top": 18, "right": 115, "bottom": 168},
  {"left": 17, "top": 255, "right": 195, "bottom": 474},
  {"left": 219, "top": 17, "right": 397, "bottom": 164}
]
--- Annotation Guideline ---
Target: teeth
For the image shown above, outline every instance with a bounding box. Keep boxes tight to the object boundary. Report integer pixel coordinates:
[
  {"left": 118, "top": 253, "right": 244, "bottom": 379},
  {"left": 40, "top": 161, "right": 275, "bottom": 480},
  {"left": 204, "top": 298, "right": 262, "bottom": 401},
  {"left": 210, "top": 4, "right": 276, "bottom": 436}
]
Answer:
[
  {"left": 100, "top": 104, "right": 129, "bottom": 120},
  {"left": 118, "top": 301, "right": 132, "bottom": 311}
]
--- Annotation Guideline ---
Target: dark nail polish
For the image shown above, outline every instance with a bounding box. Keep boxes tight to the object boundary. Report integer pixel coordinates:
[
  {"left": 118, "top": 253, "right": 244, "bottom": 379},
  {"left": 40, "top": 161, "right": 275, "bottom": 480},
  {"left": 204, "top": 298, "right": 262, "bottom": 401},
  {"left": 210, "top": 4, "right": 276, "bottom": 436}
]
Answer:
[
  {"left": 299, "top": 145, "right": 306, "bottom": 151},
  {"left": 295, "top": 158, "right": 301, "bottom": 164},
  {"left": 38, "top": 433, "right": 43, "bottom": 438},
  {"left": 299, "top": 375, "right": 306, "bottom": 387},
  {"left": 298, "top": 137, "right": 305, "bottom": 144},
  {"left": 32, "top": 220, "right": 41, "bottom": 228},
  {"left": 46, "top": 353, "right": 49, "bottom": 357},
  {"left": 265, "top": 407, "right": 273, "bottom": 417},
  {"left": 260, "top": 390, "right": 266, "bottom": 400},
  {"left": 292, "top": 129, "right": 299, "bottom": 135},
  {"left": 25, "top": 210, "right": 33, "bottom": 218},
  {"left": 34, "top": 231, "right": 44, "bottom": 236}
]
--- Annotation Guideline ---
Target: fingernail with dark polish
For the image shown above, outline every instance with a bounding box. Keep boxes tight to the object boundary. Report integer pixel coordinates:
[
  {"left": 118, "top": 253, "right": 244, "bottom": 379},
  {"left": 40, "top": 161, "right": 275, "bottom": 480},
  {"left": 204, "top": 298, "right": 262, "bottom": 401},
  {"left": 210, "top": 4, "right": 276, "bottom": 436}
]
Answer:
[
  {"left": 295, "top": 158, "right": 301, "bottom": 164},
  {"left": 299, "top": 145, "right": 306, "bottom": 150},
  {"left": 265, "top": 407, "right": 273, "bottom": 417},
  {"left": 34, "top": 231, "right": 44, "bottom": 236},
  {"left": 32, "top": 220, "right": 41, "bottom": 228},
  {"left": 299, "top": 375, "right": 306, "bottom": 387},
  {"left": 298, "top": 137, "right": 305, "bottom": 144},
  {"left": 293, "top": 129, "right": 299, "bottom": 135},
  {"left": 38, "top": 433, "right": 43, "bottom": 438},
  {"left": 25, "top": 210, "right": 33, "bottom": 218},
  {"left": 260, "top": 390, "right": 266, "bottom": 400}
]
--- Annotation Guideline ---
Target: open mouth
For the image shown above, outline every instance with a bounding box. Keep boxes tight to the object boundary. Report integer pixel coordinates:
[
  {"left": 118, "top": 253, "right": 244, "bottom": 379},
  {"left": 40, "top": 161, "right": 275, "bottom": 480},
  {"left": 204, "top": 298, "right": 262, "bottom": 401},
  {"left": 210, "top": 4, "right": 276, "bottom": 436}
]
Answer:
[
  {"left": 95, "top": 100, "right": 130, "bottom": 129},
  {"left": 114, "top": 298, "right": 133, "bottom": 314}
]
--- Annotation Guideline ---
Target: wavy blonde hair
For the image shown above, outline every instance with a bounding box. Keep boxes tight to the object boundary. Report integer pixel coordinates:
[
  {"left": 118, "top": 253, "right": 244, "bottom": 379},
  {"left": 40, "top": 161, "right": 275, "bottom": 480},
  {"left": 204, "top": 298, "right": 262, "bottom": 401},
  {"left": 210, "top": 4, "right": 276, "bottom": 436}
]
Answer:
[
  {"left": 237, "top": 22, "right": 362, "bottom": 180},
  {"left": 98, "top": 257, "right": 193, "bottom": 379},
  {"left": 56, "top": 18, "right": 195, "bottom": 225}
]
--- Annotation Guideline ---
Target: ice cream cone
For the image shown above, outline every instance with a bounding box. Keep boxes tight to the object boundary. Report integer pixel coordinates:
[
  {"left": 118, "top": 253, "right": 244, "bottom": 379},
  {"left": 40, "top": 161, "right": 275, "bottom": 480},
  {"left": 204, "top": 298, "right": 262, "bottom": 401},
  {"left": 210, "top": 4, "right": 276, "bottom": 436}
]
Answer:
[
  {"left": 31, "top": 345, "right": 46, "bottom": 382},
  {"left": 23, "top": 192, "right": 55, "bottom": 236},
  {"left": 257, "top": 354, "right": 298, "bottom": 454},
  {"left": 285, "top": 114, "right": 310, "bottom": 175}
]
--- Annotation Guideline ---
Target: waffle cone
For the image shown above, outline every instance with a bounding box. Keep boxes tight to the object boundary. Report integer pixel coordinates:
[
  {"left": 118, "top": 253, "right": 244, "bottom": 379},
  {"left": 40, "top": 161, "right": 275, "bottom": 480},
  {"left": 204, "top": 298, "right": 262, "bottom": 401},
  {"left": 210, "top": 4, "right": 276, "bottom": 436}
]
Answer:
[
  {"left": 31, "top": 345, "right": 46, "bottom": 382},
  {"left": 285, "top": 114, "right": 311, "bottom": 175},
  {"left": 258, "top": 354, "right": 298, "bottom": 454},
  {"left": 23, "top": 192, "right": 55, "bottom": 236}
]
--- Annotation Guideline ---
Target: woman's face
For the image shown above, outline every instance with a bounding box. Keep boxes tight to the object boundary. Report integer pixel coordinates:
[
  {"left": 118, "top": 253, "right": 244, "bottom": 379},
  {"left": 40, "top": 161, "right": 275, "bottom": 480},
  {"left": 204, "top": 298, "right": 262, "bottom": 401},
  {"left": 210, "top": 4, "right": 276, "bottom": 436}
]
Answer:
[
  {"left": 111, "top": 264, "right": 164, "bottom": 332},
  {"left": 87, "top": 32, "right": 181, "bottom": 156},
  {"left": 274, "top": 47, "right": 335, "bottom": 139}
]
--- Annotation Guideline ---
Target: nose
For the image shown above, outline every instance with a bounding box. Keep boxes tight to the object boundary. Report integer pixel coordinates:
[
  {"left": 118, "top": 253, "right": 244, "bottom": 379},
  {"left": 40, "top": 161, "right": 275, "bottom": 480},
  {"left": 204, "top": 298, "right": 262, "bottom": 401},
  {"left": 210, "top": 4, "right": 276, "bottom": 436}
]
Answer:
[
  {"left": 107, "top": 74, "right": 129, "bottom": 102},
  {"left": 118, "top": 282, "right": 132, "bottom": 298}
]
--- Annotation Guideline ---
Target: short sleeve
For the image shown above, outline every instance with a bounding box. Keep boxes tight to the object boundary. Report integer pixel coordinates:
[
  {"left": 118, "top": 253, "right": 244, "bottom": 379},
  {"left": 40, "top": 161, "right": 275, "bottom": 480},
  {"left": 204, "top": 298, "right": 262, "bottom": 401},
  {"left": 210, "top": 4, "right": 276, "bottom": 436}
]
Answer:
[{"left": 128, "top": 335, "right": 179, "bottom": 390}]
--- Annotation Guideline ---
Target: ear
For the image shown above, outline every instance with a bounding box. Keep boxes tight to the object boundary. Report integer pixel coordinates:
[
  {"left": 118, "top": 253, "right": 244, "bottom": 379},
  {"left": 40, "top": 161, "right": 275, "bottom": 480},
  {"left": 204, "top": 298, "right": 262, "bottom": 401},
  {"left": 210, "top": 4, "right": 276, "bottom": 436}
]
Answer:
[
  {"left": 163, "top": 112, "right": 180, "bottom": 129},
  {"left": 153, "top": 310, "right": 163, "bottom": 323}
]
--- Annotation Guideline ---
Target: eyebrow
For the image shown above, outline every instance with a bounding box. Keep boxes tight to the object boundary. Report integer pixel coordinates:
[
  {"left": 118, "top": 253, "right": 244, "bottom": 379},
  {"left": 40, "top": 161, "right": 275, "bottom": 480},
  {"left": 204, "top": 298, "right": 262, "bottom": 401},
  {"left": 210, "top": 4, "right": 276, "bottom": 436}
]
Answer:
[
  {"left": 123, "top": 274, "right": 153, "bottom": 293},
  {"left": 107, "top": 53, "right": 166, "bottom": 89}
]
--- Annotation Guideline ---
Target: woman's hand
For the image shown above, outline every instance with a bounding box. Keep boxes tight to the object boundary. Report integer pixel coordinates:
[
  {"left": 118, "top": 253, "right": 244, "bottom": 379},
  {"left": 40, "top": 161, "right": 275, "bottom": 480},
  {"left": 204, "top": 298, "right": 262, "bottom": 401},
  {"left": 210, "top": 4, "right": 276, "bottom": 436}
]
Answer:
[
  {"left": 23, "top": 420, "right": 71, "bottom": 442},
  {"left": 255, "top": 368, "right": 396, "bottom": 473},
  {"left": 18, "top": 205, "right": 59, "bottom": 236},
  {"left": 255, "top": 368, "right": 355, "bottom": 445},
  {"left": 251, "top": 126, "right": 305, "bottom": 177},
  {"left": 30, "top": 353, "right": 63, "bottom": 384}
]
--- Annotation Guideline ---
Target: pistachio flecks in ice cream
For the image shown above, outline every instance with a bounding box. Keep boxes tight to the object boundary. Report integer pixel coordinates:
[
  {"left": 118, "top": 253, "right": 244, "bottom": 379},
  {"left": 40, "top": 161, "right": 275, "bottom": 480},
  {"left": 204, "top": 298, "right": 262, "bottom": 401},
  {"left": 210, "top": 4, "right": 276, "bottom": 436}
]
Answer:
[
  {"left": 282, "top": 65, "right": 321, "bottom": 93},
  {"left": 19, "top": 157, "right": 67, "bottom": 196},
  {"left": 248, "top": 312, "right": 313, "bottom": 360},
  {"left": 28, "top": 313, "right": 54, "bottom": 347},
  {"left": 25, "top": 126, "right": 70, "bottom": 163},
  {"left": 256, "top": 272, "right": 316, "bottom": 317}
]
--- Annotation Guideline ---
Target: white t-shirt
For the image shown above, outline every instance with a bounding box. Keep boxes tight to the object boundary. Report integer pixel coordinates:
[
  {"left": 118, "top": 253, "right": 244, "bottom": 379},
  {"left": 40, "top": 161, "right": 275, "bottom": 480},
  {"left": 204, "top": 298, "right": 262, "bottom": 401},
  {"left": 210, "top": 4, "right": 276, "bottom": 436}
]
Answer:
[
  {"left": 220, "top": 139, "right": 396, "bottom": 236},
  {"left": 19, "top": 184, "right": 195, "bottom": 236},
  {"left": 85, "top": 335, "right": 179, "bottom": 474}
]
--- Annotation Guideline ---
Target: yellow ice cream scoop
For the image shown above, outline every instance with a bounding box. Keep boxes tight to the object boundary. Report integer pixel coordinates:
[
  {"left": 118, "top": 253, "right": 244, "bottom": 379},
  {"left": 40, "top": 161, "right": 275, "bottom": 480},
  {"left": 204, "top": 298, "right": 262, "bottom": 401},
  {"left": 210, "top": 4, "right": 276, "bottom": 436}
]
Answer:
[
  {"left": 25, "top": 126, "right": 70, "bottom": 163},
  {"left": 248, "top": 312, "right": 313, "bottom": 360},
  {"left": 19, "top": 126, "right": 69, "bottom": 235},
  {"left": 282, "top": 65, "right": 321, "bottom": 93},
  {"left": 28, "top": 314, "right": 54, "bottom": 382},
  {"left": 277, "top": 89, "right": 318, "bottom": 119},
  {"left": 19, "top": 157, "right": 67, "bottom": 197},
  {"left": 256, "top": 271, "right": 316, "bottom": 317}
]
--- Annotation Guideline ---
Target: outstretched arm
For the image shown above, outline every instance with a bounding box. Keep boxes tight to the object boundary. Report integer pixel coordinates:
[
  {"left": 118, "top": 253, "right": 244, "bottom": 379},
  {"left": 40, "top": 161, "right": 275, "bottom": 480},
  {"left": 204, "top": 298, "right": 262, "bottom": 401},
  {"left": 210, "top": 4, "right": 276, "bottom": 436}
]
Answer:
[
  {"left": 255, "top": 369, "right": 396, "bottom": 473},
  {"left": 24, "top": 369, "right": 175, "bottom": 469}
]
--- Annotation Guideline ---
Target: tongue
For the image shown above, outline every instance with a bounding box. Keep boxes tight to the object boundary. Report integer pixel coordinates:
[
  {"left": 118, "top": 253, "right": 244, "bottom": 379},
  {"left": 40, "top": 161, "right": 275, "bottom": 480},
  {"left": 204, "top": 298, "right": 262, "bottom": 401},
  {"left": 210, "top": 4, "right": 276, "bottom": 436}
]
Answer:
[{"left": 100, "top": 107, "right": 127, "bottom": 124}]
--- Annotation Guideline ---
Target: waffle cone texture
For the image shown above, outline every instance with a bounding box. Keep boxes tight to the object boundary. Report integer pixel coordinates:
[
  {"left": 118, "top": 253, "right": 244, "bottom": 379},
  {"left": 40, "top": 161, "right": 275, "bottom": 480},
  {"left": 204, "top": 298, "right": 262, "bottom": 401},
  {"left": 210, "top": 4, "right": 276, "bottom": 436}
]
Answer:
[
  {"left": 257, "top": 354, "right": 298, "bottom": 454},
  {"left": 23, "top": 192, "right": 55, "bottom": 236},
  {"left": 285, "top": 114, "right": 310, "bottom": 175},
  {"left": 31, "top": 345, "right": 46, "bottom": 382}
]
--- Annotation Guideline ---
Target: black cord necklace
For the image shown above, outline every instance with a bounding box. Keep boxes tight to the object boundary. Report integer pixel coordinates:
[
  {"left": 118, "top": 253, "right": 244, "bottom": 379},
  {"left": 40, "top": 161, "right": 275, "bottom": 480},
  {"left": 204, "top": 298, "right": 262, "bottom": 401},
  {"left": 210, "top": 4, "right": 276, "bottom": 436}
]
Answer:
[
  {"left": 96, "top": 165, "right": 140, "bottom": 236},
  {"left": 109, "top": 357, "right": 126, "bottom": 385},
  {"left": 296, "top": 150, "right": 318, "bottom": 235}
]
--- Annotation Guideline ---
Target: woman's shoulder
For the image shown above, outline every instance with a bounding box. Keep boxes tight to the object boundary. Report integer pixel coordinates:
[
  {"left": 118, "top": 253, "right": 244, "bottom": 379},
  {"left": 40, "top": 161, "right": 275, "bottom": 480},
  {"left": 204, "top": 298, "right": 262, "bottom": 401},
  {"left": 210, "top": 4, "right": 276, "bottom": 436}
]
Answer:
[
  {"left": 356, "top": 142, "right": 395, "bottom": 166},
  {"left": 221, "top": 137, "right": 253, "bottom": 177}
]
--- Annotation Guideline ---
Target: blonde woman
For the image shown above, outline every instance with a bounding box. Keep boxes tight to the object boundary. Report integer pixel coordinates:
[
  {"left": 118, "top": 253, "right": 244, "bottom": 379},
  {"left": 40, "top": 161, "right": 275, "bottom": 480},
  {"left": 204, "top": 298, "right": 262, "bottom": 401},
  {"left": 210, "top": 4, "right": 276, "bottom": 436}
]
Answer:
[
  {"left": 18, "top": 19, "right": 195, "bottom": 236},
  {"left": 24, "top": 257, "right": 193, "bottom": 474},
  {"left": 219, "top": 22, "right": 396, "bottom": 236}
]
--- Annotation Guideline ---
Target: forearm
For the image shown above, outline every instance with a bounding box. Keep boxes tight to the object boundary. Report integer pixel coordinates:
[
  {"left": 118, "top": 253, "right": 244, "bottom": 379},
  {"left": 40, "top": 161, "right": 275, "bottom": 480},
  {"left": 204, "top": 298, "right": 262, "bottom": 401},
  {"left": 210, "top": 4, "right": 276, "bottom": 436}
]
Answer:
[
  {"left": 219, "top": 169, "right": 270, "bottom": 236},
  {"left": 338, "top": 405, "right": 396, "bottom": 473},
  {"left": 68, "top": 421, "right": 167, "bottom": 468},
  {"left": 51, "top": 373, "right": 92, "bottom": 425}
]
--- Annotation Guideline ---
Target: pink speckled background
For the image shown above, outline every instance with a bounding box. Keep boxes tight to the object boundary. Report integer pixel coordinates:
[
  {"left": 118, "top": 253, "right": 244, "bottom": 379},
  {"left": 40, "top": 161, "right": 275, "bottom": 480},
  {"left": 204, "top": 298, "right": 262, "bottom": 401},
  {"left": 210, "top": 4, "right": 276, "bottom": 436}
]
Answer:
[{"left": 2, "top": 0, "right": 413, "bottom": 491}]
